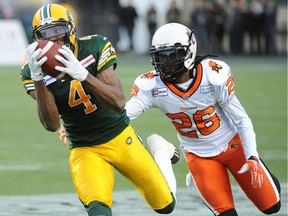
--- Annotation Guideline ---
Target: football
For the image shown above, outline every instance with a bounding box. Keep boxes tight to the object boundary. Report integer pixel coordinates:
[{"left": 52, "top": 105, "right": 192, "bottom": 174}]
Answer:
[{"left": 36, "top": 40, "right": 71, "bottom": 80}]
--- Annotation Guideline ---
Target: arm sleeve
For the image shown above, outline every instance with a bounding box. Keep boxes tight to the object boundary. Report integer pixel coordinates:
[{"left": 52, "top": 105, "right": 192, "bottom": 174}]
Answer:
[
  {"left": 222, "top": 95, "right": 259, "bottom": 159},
  {"left": 208, "top": 59, "right": 259, "bottom": 159},
  {"left": 125, "top": 98, "right": 145, "bottom": 120},
  {"left": 125, "top": 87, "right": 154, "bottom": 120}
]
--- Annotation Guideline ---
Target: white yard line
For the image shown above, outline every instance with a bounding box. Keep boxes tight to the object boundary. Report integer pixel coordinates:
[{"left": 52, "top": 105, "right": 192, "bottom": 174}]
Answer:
[{"left": 0, "top": 184, "right": 286, "bottom": 216}]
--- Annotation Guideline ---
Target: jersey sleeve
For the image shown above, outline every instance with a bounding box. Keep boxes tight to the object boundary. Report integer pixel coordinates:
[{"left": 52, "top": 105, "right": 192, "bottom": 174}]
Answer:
[
  {"left": 125, "top": 72, "right": 156, "bottom": 120},
  {"left": 203, "top": 59, "right": 258, "bottom": 159},
  {"left": 222, "top": 95, "right": 258, "bottom": 159},
  {"left": 204, "top": 59, "right": 235, "bottom": 106},
  {"left": 96, "top": 36, "right": 117, "bottom": 72},
  {"left": 20, "top": 62, "right": 34, "bottom": 94},
  {"left": 79, "top": 35, "right": 117, "bottom": 74}
]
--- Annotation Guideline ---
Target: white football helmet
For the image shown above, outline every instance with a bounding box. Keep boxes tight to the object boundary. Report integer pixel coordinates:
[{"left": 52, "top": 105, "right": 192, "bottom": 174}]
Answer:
[{"left": 150, "top": 23, "right": 197, "bottom": 81}]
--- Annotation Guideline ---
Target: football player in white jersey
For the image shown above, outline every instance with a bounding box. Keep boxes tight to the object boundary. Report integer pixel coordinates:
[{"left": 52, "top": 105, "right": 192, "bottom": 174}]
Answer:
[
  {"left": 125, "top": 23, "right": 281, "bottom": 216},
  {"left": 58, "top": 23, "right": 281, "bottom": 215}
]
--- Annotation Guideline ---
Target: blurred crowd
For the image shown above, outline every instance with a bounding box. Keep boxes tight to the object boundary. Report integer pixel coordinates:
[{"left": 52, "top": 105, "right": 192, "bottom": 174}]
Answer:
[
  {"left": 188, "top": 0, "right": 279, "bottom": 56},
  {"left": 0, "top": 0, "right": 286, "bottom": 56},
  {"left": 160, "top": 0, "right": 283, "bottom": 56},
  {"left": 120, "top": 0, "right": 285, "bottom": 56}
]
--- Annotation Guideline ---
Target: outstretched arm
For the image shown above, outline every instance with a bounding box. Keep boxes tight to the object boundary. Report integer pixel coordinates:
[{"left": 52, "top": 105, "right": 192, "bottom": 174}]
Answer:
[{"left": 27, "top": 42, "right": 60, "bottom": 132}]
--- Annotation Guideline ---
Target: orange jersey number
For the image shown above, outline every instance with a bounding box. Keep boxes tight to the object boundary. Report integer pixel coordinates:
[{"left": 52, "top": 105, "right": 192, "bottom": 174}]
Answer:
[
  {"left": 226, "top": 75, "right": 235, "bottom": 95},
  {"left": 69, "top": 80, "right": 97, "bottom": 114},
  {"left": 166, "top": 106, "right": 220, "bottom": 138}
]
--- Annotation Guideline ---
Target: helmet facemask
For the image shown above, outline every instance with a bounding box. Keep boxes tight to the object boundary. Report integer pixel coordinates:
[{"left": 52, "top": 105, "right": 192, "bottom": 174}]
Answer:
[{"left": 151, "top": 43, "right": 192, "bottom": 82}]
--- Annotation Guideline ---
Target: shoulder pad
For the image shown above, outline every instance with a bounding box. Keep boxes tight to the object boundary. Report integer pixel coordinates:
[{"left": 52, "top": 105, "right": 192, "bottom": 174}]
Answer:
[
  {"left": 134, "top": 71, "right": 157, "bottom": 91},
  {"left": 201, "top": 59, "right": 231, "bottom": 86}
]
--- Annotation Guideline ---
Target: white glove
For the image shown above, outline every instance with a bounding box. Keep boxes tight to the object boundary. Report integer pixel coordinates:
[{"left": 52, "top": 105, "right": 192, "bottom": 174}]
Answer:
[
  {"left": 55, "top": 46, "right": 88, "bottom": 82},
  {"left": 238, "top": 156, "right": 264, "bottom": 188},
  {"left": 26, "top": 41, "right": 47, "bottom": 81}
]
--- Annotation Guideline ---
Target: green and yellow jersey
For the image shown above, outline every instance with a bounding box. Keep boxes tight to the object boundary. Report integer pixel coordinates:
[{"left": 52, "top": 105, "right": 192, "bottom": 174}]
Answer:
[{"left": 21, "top": 35, "right": 130, "bottom": 148}]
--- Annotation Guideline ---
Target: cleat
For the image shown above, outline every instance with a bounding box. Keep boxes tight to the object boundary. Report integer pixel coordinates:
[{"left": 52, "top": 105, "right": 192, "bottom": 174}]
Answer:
[
  {"left": 171, "top": 147, "right": 180, "bottom": 164},
  {"left": 147, "top": 134, "right": 180, "bottom": 164}
]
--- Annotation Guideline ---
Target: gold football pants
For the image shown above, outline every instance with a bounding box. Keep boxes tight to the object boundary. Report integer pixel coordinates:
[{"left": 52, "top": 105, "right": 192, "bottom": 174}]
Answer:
[{"left": 69, "top": 125, "right": 173, "bottom": 210}]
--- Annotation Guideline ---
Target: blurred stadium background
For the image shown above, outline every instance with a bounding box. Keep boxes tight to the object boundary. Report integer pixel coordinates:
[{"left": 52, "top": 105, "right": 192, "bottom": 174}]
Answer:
[
  {"left": 0, "top": 0, "right": 287, "bottom": 58},
  {"left": 0, "top": 0, "right": 287, "bottom": 215}
]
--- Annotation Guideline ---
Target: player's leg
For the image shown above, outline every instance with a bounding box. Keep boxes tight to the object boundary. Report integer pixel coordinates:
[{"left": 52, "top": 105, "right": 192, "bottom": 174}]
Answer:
[
  {"left": 113, "top": 125, "right": 176, "bottom": 214},
  {"left": 69, "top": 146, "right": 114, "bottom": 216},
  {"left": 185, "top": 151, "right": 238, "bottom": 216},
  {"left": 259, "top": 162, "right": 281, "bottom": 214},
  {"left": 225, "top": 134, "right": 281, "bottom": 214},
  {"left": 147, "top": 133, "right": 179, "bottom": 197},
  {"left": 147, "top": 134, "right": 180, "bottom": 164}
]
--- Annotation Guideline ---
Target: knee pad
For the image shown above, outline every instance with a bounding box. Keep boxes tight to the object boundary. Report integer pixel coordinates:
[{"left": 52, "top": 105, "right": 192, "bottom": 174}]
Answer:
[
  {"left": 86, "top": 201, "right": 112, "bottom": 216},
  {"left": 154, "top": 193, "right": 176, "bottom": 214},
  {"left": 219, "top": 208, "right": 238, "bottom": 216},
  {"left": 262, "top": 201, "right": 281, "bottom": 215}
]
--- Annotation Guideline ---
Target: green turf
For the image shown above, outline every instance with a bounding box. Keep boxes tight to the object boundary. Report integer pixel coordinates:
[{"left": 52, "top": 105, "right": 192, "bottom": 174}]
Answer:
[{"left": 0, "top": 55, "right": 286, "bottom": 195}]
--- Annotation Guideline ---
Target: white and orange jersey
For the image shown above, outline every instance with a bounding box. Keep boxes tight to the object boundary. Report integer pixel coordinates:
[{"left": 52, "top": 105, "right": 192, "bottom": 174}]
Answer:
[{"left": 126, "top": 58, "right": 258, "bottom": 158}]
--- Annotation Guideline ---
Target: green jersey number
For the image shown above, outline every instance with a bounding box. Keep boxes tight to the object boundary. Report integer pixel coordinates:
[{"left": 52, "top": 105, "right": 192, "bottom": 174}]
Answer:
[{"left": 68, "top": 80, "right": 97, "bottom": 114}]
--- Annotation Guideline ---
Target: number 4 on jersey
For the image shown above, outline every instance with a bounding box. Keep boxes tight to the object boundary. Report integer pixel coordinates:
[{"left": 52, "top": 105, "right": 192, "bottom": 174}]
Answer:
[{"left": 68, "top": 80, "right": 97, "bottom": 114}]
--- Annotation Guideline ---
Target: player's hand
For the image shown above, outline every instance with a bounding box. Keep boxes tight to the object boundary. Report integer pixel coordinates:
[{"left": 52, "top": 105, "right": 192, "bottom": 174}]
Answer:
[
  {"left": 26, "top": 41, "right": 47, "bottom": 81},
  {"left": 58, "top": 126, "right": 69, "bottom": 146},
  {"left": 55, "top": 46, "right": 88, "bottom": 82},
  {"left": 238, "top": 156, "right": 264, "bottom": 188}
]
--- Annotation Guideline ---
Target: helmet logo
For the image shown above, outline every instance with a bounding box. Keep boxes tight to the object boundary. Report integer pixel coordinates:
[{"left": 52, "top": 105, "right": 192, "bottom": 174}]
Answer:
[
  {"left": 191, "top": 33, "right": 196, "bottom": 45},
  {"left": 186, "top": 28, "right": 192, "bottom": 42},
  {"left": 186, "top": 28, "right": 195, "bottom": 45},
  {"left": 40, "top": 17, "right": 54, "bottom": 25}
]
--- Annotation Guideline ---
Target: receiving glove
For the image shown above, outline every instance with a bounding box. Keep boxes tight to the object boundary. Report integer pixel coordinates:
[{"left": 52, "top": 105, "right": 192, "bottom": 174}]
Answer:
[
  {"left": 238, "top": 156, "right": 264, "bottom": 188},
  {"left": 26, "top": 41, "right": 48, "bottom": 81},
  {"left": 58, "top": 125, "right": 69, "bottom": 146},
  {"left": 55, "top": 46, "right": 88, "bottom": 82}
]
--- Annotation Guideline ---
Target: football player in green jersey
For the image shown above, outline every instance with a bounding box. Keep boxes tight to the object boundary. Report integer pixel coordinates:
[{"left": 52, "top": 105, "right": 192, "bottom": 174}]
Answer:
[{"left": 20, "top": 4, "right": 178, "bottom": 216}]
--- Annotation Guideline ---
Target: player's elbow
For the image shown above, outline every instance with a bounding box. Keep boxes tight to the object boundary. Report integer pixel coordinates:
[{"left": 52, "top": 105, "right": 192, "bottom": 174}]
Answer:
[
  {"left": 45, "top": 126, "right": 59, "bottom": 132},
  {"left": 112, "top": 100, "right": 126, "bottom": 112},
  {"left": 41, "top": 121, "right": 60, "bottom": 132}
]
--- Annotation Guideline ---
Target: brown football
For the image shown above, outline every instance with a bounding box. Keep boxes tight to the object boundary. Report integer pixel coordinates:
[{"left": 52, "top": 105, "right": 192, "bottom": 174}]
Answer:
[{"left": 36, "top": 40, "right": 71, "bottom": 80}]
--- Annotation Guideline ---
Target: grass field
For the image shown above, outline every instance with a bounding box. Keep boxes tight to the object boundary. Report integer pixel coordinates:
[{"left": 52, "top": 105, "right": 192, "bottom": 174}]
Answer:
[{"left": 0, "top": 55, "right": 287, "bottom": 197}]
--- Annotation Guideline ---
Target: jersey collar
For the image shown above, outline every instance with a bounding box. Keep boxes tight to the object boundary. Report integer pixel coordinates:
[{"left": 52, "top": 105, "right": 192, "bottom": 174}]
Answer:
[{"left": 161, "top": 63, "right": 203, "bottom": 98}]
